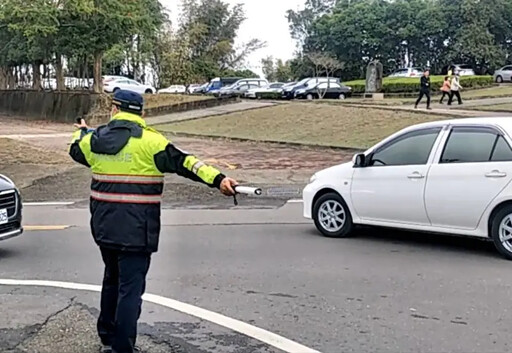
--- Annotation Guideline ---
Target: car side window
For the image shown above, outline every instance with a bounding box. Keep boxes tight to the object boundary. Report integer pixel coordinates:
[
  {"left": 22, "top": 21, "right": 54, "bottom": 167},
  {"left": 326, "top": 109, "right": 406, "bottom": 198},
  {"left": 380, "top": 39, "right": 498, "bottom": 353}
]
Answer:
[
  {"left": 317, "top": 82, "right": 329, "bottom": 89},
  {"left": 369, "top": 128, "right": 441, "bottom": 166},
  {"left": 440, "top": 127, "right": 512, "bottom": 163}
]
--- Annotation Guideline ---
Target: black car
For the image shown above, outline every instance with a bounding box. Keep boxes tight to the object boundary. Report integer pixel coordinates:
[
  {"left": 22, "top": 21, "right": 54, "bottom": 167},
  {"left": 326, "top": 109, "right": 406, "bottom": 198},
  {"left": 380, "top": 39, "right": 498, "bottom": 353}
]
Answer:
[
  {"left": 281, "top": 77, "right": 341, "bottom": 100},
  {"left": 0, "top": 174, "right": 23, "bottom": 241},
  {"left": 294, "top": 82, "right": 352, "bottom": 100}
]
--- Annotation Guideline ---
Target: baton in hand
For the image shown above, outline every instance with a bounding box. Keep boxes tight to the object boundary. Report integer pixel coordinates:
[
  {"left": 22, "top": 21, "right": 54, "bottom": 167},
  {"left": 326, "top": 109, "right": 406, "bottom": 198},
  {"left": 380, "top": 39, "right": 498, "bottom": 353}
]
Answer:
[{"left": 232, "top": 185, "right": 262, "bottom": 206}]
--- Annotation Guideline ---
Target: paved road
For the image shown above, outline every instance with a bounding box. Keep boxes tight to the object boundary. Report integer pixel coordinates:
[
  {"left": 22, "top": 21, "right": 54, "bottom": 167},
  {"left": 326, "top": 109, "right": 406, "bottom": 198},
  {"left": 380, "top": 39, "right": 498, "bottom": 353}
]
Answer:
[{"left": 1, "top": 203, "right": 512, "bottom": 352}]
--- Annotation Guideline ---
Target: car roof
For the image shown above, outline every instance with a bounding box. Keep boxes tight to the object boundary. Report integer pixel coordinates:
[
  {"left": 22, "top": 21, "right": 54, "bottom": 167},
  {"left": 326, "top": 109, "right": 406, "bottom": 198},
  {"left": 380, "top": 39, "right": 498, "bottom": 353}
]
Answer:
[{"left": 408, "top": 117, "right": 512, "bottom": 134}]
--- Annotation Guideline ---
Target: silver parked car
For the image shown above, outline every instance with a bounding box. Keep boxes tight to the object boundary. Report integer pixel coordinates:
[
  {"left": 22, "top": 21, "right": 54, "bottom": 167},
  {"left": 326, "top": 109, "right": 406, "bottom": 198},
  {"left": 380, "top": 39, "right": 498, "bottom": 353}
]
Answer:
[
  {"left": 494, "top": 66, "right": 512, "bottom": 83},
  {"left": 388, "top": 67, "right": 423, "bottom": 78},
  {"left": 0, "top": 174, "right": 23, "bottom": 241}
]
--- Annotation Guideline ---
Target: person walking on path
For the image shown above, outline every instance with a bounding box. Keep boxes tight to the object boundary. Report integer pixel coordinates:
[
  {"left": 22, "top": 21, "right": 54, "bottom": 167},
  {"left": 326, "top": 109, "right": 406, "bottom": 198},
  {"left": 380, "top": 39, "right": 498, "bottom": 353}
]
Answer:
[
  {"left": 448, "top": 73, "right": 463, "bottom": 105},
  {"left": 415, "top": 69, "right": 432, "bottom": 110},
  {"left": 439, "top": 76, "right": 451, "bottom": 104},
  {"left": 69, "top": 90, "right": 238, "bottom": 353}
]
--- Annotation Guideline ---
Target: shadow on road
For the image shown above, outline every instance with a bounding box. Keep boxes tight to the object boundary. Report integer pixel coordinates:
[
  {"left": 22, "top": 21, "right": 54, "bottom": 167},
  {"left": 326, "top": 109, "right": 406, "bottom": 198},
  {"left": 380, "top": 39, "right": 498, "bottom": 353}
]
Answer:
[{"left": 306, "top": 226, "right": 500, "bottom": 259}]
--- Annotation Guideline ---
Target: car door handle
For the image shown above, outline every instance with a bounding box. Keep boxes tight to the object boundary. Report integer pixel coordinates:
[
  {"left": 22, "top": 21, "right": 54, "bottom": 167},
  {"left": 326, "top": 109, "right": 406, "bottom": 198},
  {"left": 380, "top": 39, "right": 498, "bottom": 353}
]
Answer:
[
  {"left": 485, "top": 170, "right": 507, "bottom": 178},
  {"left": 407, "top": 172, "right": 425, "bottom": 179}
]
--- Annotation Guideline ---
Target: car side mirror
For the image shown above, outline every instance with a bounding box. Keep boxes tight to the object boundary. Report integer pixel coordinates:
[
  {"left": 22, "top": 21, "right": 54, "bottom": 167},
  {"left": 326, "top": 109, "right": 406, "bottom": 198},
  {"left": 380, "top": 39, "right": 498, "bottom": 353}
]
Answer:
[{"left": 353, "top": 153, "right": 366, "bottom": 168}]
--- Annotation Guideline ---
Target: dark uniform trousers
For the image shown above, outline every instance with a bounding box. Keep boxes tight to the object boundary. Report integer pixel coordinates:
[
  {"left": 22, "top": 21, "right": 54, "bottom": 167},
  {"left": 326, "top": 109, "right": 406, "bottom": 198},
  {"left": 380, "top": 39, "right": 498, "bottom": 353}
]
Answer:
[{"left": 97, "top": 248, "right": 151, "bottom": 353}]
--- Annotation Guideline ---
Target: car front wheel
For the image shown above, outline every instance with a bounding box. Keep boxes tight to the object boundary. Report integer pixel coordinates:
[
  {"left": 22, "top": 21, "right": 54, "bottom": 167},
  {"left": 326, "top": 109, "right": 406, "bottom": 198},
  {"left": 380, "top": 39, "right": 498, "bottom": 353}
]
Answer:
[
  {"left": 491, "top": 205, "right": 512, "bottom": 260},
  {"left": 313, "top": 192, "right": 353, "bottom": 238},
  {"left": 496, "top": 76, "right": 503, "bottom": 83},
  {"left": 338, "top": 93, "right": 346, "bottom": 100},
  {"left": 145, "top": 89, "right": 153, "bottom": 94},
  {"left": 306, "top": 93, "right": 314, "bottom": 100}
]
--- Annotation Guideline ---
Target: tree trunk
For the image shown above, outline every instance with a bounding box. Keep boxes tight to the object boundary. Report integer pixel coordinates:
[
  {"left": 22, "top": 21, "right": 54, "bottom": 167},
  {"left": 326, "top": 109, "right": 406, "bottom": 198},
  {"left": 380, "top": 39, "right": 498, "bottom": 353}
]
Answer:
[
  {"left": 93, "top": 51, "right": 103, "bottom": 93},
  {"left": 56, "top": 54, "right": 65, "bottom": 91},
  {"left": 0, "top": 66, "right": 8, "bottom": 90},
  {"left": 32, "top": 62, "right": 42, "bottom": 90},
  {"left": 7, "top": 67, "right": 15, "bottom": 89}
]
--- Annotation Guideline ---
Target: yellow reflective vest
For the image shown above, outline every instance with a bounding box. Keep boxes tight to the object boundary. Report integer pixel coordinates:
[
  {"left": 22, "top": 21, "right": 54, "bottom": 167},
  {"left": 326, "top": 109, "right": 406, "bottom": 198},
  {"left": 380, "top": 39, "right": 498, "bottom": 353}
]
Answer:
[{"left": 69, "top": 111, "right": 225, "bottom": 252}]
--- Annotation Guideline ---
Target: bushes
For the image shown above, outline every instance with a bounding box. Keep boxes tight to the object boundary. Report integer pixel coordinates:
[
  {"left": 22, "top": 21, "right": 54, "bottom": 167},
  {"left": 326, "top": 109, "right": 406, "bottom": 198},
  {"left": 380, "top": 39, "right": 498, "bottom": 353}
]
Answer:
[
  {"left": 256, "top": 92, "right": 282, "bottom": 100},
  {"left": 345, "top": 75, "right": 494, "bottom": 94}
]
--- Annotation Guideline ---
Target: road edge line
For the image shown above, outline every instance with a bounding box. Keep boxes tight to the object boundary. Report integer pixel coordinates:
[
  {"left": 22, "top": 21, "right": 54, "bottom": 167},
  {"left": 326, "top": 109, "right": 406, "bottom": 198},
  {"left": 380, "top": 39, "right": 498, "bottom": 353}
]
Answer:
[{"left": 0, "top": 279, "right": 321, "bottom": 353}]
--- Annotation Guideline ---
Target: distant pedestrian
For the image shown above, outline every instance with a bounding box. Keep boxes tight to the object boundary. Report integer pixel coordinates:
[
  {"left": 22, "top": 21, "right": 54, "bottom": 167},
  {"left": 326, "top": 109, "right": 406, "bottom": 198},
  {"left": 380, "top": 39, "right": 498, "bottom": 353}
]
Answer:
[
  {"left": 448, "top": 73, "right": 463, "bottom": 105},
  {"left": 415, "top": 69, "right": 432, "bottom": 110},
  {"left": 439, "top": 76, "right": 451, "bottom": 104}
]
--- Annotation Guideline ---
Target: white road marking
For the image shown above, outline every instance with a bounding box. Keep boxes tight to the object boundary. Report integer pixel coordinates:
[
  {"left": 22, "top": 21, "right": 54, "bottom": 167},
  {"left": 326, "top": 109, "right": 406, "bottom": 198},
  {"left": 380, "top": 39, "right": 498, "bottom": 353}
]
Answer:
[
  {"left": 24, "top": 202, "right": 75, "bottom": 206},
  {"left": 287, "top": 199, "right": 304, "bottom": 204},
  {"left": 0, "top": 279, "right": 321, "bottom": 353}
]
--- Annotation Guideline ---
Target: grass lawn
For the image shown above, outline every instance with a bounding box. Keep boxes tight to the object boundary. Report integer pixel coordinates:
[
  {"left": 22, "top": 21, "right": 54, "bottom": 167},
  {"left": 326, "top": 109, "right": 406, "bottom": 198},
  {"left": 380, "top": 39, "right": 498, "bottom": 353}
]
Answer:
[
  {"left": 143, "top": 94, "right": 212, "bottom": 109},
  {"left": 156, "top": 104, "right": 449, "bottom": 149},
  {"left": 468, "top": 103, "right": 512, "bottom": 112},
  {"left": 459, "top": 85, "right": 512, "bottom": 99}
]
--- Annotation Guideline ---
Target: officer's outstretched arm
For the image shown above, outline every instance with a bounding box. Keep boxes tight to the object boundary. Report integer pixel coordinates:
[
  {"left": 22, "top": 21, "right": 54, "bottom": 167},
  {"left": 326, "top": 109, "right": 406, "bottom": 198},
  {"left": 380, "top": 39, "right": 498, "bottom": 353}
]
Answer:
[
  {"left": 69, "top": 128, "right": 92, "bottom": 168},
  {"left": 154, "top": 143, "right": 226, "bottom": 188}
]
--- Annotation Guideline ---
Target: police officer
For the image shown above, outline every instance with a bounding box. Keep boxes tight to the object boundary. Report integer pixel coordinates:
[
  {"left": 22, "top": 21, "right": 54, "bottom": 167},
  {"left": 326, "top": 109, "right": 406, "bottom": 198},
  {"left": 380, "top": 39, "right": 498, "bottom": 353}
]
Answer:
[{"left": 69, "top": 90, "right": 238, "bottom": 353}]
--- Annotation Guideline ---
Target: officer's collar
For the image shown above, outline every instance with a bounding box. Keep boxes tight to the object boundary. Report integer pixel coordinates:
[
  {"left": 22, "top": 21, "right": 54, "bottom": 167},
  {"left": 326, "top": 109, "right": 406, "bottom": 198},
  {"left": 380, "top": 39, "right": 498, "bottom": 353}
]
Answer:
[{"left": 111, "top": 112, "right": 147, "bottom": 128}]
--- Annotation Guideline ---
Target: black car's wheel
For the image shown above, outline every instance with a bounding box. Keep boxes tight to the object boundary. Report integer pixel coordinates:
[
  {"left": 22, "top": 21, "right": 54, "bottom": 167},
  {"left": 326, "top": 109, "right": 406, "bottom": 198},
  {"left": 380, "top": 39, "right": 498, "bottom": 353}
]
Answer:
[
  {"left": 313, "top": 192, "right": 353, "bottom": 238},
  {"left": 306, "top": 93, "right": 314, "bottom": 100},
  {"left": 338, "top": 93, "right": 346, "bottom": 100},
  {"left": 496, "top": 75, "right": 503, "bottom": 83},
  {"left": 490, "top": 205, "right": 512, "bottom": 260}
]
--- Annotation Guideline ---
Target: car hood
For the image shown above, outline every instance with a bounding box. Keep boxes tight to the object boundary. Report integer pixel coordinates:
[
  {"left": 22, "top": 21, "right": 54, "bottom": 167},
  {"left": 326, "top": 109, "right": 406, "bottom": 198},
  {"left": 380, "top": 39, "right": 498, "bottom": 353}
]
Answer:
[
  {"left": 313, "top": 162, "right": 354, "bottom": 180},
  {"left": 0, "top": 174, "right": 15, "bottom": 191}
]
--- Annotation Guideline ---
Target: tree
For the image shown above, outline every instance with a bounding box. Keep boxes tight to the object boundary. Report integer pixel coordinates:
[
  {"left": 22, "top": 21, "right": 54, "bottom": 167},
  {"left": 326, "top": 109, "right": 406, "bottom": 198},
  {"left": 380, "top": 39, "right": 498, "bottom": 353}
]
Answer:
[
  {"left": 308, "top": 52, "right": 344, "bottom": 98},
  {"left": 261, "top": 56, "right": 277, "bottom": 81}
]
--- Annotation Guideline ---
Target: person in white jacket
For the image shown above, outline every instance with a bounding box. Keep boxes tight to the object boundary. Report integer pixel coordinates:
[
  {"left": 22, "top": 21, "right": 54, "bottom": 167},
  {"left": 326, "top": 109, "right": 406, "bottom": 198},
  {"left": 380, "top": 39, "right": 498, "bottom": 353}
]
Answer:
[{"left": 448, "top": 73, "right": 463, "bottom": 105}]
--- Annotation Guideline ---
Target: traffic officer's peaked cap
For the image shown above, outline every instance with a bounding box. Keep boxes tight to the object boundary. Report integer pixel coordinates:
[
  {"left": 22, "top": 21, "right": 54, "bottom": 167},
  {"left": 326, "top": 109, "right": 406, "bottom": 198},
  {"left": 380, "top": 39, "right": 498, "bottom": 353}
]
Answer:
[{"left": 112, "top": 90, "right": 144, "bottom": 112}]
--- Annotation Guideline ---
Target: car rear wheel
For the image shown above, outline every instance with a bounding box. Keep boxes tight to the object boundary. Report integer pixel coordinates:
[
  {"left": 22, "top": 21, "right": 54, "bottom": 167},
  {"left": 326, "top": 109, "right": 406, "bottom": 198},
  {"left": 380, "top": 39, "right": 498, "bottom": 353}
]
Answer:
[
  {"left": 338, "top": 93, "right": 346, "bottom": 100},
  {"left": 496, "top": 75, "right": 503, "bottom": 83},
  {"left": 313, "top": 192, "right": 353, "bottom": 238},
  {"left": 306, "top": 93, "right": 314, "bottom": 100},
  {"left": 145, "top": 89, "right": 153, "bottom": 94},
  {"left": 491, "top": 205, "right": 512, "bottom": 260}
]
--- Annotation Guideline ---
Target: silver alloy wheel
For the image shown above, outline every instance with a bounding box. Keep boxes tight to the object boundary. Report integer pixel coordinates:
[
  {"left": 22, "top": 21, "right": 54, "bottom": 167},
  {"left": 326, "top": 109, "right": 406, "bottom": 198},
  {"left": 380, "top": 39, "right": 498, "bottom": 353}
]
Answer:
[
  {"left": 499, "top": 214, "right": 512, "bottom": 253},
  {"left": 307, "top": 94, "right": 314, "bottom": 100},
  {"left": 339, "top": 93, "right": 346, "bottom": 100},
  {"left": 318, "top": 200, "right": 346, "bottom": 233}
]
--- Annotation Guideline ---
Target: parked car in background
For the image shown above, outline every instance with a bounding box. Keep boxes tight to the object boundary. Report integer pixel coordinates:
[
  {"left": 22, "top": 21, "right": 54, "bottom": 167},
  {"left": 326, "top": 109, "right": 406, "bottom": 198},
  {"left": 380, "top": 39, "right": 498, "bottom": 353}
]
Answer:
[
  {"left": 158, "top": 85, "right": 186, "bottom": 94},
  {"left": 294, "top": 82, "right": 352, "bottom": 100},
  {"left": 103, "top": 75, "right": 126, "bottom": 83},
  {"left": 494, "top": 66, "right": 512, "bottom": 83},
  {"left": 103, "top": 78, "right": 156, "bottom": 94},
  {"left": 244, "top": 82, "right": 285, "bottom": 99},
  {"left": 205, "top": 77, "right": 243, "bottom": 93},
  {"left": 193, "top": 83, "right": 209, "bottom": 94},
  {"left": 187, "top": 84, "right": 202, "bottom": 94},
  {"left": 443, "top": 64, "right": 476, "bottom": 76},
  {"left": 282, "top": 77, "right": 340, "bottom": 100},
  {"left": 388, "top": 67, "right": 423, "bottom": 78},
  {"left": 0, "top": 174, "right": 22, "bottom": 242},
  {"left": 216, "top": 78, "right": 269, "bottom": 98},
  {"left": 303, "top": 117, "right": 512, "bottom": 260}
]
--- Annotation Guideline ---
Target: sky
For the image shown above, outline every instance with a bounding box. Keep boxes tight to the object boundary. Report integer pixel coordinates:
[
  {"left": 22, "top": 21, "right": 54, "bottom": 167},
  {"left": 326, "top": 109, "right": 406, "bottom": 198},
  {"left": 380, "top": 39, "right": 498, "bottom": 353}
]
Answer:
[{"left": 161, "top": 0, "right": 305, "bottom": 76}]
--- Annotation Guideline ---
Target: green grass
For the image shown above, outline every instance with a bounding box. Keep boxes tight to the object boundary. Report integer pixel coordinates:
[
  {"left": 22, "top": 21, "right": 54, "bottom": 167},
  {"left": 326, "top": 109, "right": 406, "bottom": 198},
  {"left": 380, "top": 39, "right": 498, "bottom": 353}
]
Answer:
[
  {"left": 143, "top": 94, "right": 212, "bottom": 109},
  {"left": 467, "top": 103, "right": 512, "bottom": 112},
  {"left": 156, "top": 104, "right": 450, "bottom": 149}
]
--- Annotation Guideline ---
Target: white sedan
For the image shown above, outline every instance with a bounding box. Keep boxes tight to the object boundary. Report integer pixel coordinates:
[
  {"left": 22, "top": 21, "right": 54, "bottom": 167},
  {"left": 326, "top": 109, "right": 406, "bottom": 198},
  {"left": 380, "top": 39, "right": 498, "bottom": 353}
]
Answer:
[
  {"left": 303, "top": 117, "right": 512, "bottom": 259},
  {"left": 104, "top": 78, "right": 155, "bottom": 94},
  {"left": 158, "top": 85, "right": 186, "bottom": 94}
]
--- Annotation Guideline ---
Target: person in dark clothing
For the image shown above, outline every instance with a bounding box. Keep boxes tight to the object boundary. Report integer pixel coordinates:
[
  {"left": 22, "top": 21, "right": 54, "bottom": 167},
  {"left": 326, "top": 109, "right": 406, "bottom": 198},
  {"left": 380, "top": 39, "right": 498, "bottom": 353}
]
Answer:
[
  {"left": 69, "top": 90, "right": 238, "bottom": 353},
  {"left": 415, "top": 69, "right": 432, "bottom": 110}
]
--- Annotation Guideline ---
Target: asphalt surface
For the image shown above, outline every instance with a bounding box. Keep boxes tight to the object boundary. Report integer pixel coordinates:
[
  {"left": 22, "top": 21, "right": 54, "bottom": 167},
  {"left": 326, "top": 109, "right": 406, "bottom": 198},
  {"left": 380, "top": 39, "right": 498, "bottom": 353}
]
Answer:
[{"left": 1, "top": 203, "right": 512, "bottom": 353}]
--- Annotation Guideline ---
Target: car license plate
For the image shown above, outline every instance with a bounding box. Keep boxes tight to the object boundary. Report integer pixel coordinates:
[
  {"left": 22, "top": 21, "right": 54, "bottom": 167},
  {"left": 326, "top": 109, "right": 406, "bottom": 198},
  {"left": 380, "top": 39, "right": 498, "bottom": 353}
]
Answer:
[{"left": 0, "top": 209, "right": 7, "bottom": 225}]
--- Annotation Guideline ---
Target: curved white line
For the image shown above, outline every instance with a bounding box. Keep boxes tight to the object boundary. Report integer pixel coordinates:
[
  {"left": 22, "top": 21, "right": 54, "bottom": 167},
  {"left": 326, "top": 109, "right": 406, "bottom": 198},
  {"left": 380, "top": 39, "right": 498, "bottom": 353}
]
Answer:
[{"left": 0, "top": 279, "right": 320, "bottom": 353}]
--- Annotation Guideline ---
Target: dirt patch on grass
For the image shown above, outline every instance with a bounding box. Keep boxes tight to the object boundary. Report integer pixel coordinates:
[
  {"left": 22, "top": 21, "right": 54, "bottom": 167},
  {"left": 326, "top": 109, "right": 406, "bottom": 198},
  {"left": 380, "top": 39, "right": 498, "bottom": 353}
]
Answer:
[
  {"left": 158, "top": 104, "right": 448, "bottom": 148},
  {"left": 143, "top": 94, "right": 212, "bottom": 109},
  {"left": 0, "top": 138, "right": 70, "bottom": 165}
]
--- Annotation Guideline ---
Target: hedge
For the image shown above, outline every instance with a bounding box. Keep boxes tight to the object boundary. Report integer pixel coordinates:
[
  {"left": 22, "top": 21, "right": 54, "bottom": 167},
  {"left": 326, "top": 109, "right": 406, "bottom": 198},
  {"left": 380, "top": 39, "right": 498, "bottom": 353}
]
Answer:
[
  {"left": 255, "top": 92, "right": 282, "bottom": 100},
  {"left": 344, "top": 75, "right": 494, "bottom": 94}
]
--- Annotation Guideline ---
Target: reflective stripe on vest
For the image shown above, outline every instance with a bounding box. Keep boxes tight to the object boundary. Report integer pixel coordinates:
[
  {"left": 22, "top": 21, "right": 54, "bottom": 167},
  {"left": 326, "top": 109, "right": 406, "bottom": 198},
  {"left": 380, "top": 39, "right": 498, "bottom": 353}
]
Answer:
[
  {"left": 91, "top": 190, "right": 162, "bottom": 204},
  {"left": 92, "top": 173, "right": 164, "bottom": 184}
]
